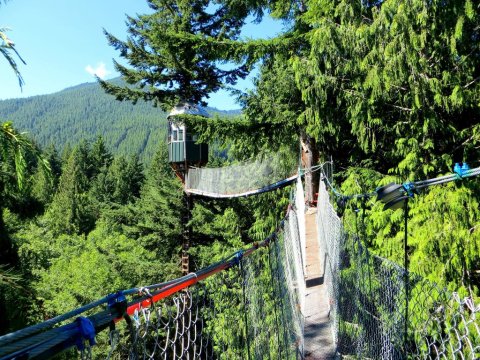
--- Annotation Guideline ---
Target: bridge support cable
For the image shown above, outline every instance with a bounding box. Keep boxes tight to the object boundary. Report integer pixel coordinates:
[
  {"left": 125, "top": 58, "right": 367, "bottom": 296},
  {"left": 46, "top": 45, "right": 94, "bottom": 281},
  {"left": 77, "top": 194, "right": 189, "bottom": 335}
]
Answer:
[{"left": 316, "top": 166, "right": 480, "bottom": 360}]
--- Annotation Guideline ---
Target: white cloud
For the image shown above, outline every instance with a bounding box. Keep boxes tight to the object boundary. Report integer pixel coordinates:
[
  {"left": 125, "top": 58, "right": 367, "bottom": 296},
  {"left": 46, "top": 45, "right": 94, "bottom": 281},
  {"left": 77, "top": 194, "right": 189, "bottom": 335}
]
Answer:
[{"left": 85, "top": 62, "right": 111, "bottom": 79}]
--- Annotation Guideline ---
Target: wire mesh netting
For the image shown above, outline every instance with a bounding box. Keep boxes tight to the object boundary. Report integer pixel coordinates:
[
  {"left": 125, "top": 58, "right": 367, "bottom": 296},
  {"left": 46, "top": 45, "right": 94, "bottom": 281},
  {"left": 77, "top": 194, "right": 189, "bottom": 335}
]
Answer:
[
  {"left": 100, "top": 215, "right": 305, "bottom": 360},
  {"left": 242, "top": 217, "right": 305, "bottom": 360},
  {"left": 316, "top": 179, "right": 343, "bottom": 347},
  {"left": 104, "top": 288, "right": 214, "bottom": 360},
  {"left": 295, "top": 178, "right": 307, "bottom": 277},
  {"left": 316, "top": 177, "right": 480, "bottom": 360},
  {"left": 185, "top": 155, "right": 297, "bottom": 197}
]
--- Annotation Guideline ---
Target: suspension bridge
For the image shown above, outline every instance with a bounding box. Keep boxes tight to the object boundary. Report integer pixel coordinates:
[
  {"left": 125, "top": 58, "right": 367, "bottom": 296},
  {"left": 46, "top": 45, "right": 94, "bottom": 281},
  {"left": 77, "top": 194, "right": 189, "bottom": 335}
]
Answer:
[{"left": 0, "top": 157, "right": 479, "bottom": 359}]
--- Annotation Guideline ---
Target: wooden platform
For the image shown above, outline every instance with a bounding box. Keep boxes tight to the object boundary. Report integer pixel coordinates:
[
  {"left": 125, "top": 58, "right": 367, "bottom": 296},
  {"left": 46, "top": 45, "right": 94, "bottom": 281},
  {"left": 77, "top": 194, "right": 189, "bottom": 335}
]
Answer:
[{"left": 304, "top": 208, "right": 336, "bottom": 359}]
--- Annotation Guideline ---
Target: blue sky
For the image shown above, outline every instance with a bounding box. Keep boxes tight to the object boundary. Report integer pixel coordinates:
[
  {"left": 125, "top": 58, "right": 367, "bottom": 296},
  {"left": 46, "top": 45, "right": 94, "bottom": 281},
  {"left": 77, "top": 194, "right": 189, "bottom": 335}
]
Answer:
[{"left": 0, "top": 0, "right": 285, "bottom": 110}]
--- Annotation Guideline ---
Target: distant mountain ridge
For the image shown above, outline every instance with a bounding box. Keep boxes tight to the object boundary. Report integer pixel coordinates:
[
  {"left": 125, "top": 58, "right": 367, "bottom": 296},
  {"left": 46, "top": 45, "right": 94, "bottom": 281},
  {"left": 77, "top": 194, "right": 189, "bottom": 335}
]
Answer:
[{"left": 0, "top": 79, "right": 241, "bottom": 161}]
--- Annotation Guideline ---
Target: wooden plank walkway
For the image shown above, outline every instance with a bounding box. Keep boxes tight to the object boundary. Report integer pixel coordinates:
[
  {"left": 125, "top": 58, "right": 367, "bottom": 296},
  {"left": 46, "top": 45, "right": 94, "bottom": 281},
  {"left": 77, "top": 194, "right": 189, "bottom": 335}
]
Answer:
[{"left": 304, "top": 207, "right": 336, "bottom": 359}]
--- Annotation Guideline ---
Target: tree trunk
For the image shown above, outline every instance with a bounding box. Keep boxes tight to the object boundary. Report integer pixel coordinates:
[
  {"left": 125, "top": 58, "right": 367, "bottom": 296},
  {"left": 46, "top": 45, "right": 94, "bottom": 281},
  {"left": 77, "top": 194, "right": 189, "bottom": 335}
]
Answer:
[{"left": 300, "top": 131, "right": 319, "bottom": 206}]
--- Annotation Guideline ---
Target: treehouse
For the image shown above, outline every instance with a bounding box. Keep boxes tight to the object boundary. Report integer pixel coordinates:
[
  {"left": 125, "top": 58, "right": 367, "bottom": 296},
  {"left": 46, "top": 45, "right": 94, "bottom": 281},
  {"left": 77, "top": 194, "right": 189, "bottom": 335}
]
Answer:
[{"left": 167, "top": 103, "right": 209, "bottom": 178}]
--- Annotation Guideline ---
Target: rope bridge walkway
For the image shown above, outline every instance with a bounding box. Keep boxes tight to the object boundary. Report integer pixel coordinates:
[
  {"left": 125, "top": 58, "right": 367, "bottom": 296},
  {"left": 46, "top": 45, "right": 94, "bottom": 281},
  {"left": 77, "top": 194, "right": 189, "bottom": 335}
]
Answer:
[{"left": 1, "top": 162, "right": 479, "bottom": 359}]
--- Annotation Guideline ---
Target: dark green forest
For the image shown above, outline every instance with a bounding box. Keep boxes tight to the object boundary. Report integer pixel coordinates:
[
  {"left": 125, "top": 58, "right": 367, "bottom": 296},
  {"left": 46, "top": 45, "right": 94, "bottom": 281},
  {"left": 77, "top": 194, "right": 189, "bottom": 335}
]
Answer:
[{"left": 1, "top": 0, "right": 479, "bottom": 358}]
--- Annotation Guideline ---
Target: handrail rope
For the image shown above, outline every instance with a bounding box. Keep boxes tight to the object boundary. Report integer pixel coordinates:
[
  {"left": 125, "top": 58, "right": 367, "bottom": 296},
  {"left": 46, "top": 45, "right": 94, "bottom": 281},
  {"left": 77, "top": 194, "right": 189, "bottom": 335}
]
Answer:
[{"left": 0, "top": 295, "right": 111, "bottom": 348}]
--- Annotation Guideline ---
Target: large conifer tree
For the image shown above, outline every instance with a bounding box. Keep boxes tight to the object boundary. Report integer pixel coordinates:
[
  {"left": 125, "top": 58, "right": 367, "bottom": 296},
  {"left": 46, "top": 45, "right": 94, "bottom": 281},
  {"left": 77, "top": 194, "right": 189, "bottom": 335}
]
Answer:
[{"left": 100, "top": 0, "right": 254, "bottom": 110}]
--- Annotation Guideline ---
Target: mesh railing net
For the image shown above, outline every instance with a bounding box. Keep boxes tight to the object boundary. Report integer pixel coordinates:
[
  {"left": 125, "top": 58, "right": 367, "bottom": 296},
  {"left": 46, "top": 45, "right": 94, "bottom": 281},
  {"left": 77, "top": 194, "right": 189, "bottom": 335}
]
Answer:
[
  {"left": 102, "top": 209, "right": 305, "bottom": 360},
  {"left": 185, "top": 155, "right": 297, "bottom": 197},
  {"left": 317, "top": 177, "right": 480, "bottom": 360},
  {"left": 242, "top": 213, "right": 305, "bottom": 359},
  {"left": 0, "top": 197, "right": 306, "bottom": 360}
]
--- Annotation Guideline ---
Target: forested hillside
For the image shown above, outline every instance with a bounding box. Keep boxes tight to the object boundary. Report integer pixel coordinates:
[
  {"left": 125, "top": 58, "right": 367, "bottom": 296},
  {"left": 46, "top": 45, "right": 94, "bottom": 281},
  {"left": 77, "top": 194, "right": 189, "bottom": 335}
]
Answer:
[{"left": 0, "top": 80, "right": 239, "bottom": 162}]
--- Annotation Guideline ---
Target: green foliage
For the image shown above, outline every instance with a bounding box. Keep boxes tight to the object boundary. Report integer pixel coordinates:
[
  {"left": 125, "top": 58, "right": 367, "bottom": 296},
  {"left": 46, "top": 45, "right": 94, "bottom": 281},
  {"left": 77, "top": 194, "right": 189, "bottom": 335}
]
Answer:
[
  {"left": 0, "top": 122, "right": 51, "bottom": 332},
  {"left": 45, "top": 142, "right": 95, "bottom": 236},
  {"left": 135, "top": 148, "right": 183, "bottom": 248},
  {"left": 204, "top": 269, "right": 246, "bottom": 359},
  {"left": 31, "top": 144, "right": 61, "bottom": 205},
  {"left": 1, "top": 121, "right": 50, "bottom": 191},
  {"left": 89, "top": 136, "right": 113, "bottom": 177},
  {"left": 407, "top": 183, "right": 480, "bottom": 294},
  {"left": 191, "top": 203, "right": 245, "bottom": 259},
  {"left": 35, "top": 223, "right": 162, "bottom": 315},
  {"left": 340, "top": 169, "right": 480, "bottom": 296},
  {"left": 91, "top": 154, "right": 144, "bottom": 205},
  {"left": 294, "top": 0, "right": 480, "bottom": 176},
  {"left": 184, "top": 54, "right": 302, "bottom": 158},
  {"left": 0, "top": 140, "right": 184, "bottom": 334}
]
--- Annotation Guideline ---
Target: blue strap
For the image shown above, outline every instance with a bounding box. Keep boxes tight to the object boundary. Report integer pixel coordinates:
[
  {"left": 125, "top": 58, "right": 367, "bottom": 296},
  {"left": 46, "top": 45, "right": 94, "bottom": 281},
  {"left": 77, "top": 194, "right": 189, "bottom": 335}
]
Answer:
[
  {"left": 454, "top": 162, "right": 470, "bottom": 178},
  {"left": 402, "top": 181, "right": 415, "bottom": 197},
  {"left": 232, "top": 250, "right": 244, "bottom": 267},
  {"left": 402, "top": 182, "right": 415, "bottom": 198},
  {"left": 75, "top": 317, "right": 96, "bottom": 351},
  {"left": 107, "top": 291, "right": 126, "bottom": 309}
]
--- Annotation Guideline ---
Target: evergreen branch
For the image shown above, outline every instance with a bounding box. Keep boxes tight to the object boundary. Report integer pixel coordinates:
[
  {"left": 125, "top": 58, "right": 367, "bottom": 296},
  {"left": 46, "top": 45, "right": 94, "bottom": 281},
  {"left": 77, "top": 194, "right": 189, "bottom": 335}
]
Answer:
[
  {"left": 387, "top": 104, "right": 414, "bottom": 112},
  {"left": 1, "top": 28, "right": 26, "bottom": 88},
  {"left": 469, "top": 225, "right": 479, "bottom": 234},
  {"left": 0, "top": 265, "right": 23, "bottom": 289},
  {"left": 1, "top": 121, "right": 51, "bottom": 190},
  {"left": 463, "top": 76, "right": 479, "bottom": 89}
]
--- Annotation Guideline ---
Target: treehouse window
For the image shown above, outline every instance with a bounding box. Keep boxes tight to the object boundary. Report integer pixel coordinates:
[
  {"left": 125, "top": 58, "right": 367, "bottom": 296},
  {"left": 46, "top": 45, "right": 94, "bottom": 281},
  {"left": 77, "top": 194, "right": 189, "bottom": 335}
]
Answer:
[
  {"left": 173, "top": 130, "right": 178, "bottom": 141},
  {"left": 178, "top": 129, "right": 184, "bottom": 141}
]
